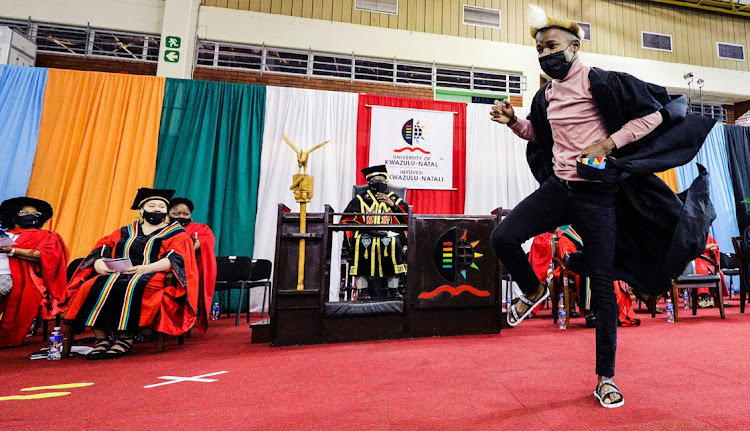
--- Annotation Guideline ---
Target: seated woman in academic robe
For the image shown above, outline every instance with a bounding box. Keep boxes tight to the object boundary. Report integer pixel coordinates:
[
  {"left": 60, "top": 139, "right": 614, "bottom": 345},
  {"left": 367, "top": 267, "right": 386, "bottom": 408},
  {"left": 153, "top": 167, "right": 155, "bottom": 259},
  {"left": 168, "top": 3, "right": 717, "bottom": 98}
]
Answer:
[
  {"left": 168, "top": 198, "right": 216, "bottom": 334},
  {"left": 0, "top": 197, "right": 69, "bottom": 347},
  {"left": 62, "top": 188, "right": 199, "bottom": 360}
]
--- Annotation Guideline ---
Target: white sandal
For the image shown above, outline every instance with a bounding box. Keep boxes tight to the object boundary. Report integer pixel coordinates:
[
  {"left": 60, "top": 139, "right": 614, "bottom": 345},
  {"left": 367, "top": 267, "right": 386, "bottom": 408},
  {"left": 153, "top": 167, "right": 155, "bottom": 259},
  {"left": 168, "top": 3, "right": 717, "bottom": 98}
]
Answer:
[
  {"left": 506, "top": 286, "right": 549, "bottom": 327},
  {"left": 594, "top": 379, "right": 625, "bottom": 409}
]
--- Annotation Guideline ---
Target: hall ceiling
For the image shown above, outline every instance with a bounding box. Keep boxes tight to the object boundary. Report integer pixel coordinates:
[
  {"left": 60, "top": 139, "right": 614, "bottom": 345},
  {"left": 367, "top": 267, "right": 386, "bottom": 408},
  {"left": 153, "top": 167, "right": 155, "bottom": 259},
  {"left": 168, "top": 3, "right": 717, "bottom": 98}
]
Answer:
[{"left": 647, "top": 0, "right": 750, "bottom": 18}]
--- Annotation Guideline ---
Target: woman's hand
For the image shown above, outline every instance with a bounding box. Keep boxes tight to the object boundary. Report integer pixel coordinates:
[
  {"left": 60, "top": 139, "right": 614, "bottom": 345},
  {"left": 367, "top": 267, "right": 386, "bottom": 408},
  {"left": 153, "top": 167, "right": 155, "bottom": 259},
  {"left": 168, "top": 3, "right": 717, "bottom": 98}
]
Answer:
[
  {"left": 124, "top": 265, "right": 153, "bottom": 275},
  {"left": 94, "top": 259, "right": 114, "bottom": 275},
  {"left": 490, "top": 99, "right": 517, "bottom": 126},
  {"left": 0, "top": 246, "right": 11, "bottom": 254},
  {"left": 193, "top": 238, "right": 201, "bottom": 251}
]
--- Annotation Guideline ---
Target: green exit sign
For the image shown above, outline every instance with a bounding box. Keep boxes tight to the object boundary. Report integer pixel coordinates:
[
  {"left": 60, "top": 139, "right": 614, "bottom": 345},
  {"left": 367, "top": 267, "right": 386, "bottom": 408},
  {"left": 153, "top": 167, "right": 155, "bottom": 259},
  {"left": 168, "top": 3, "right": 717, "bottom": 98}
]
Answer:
[
  {"left": 164, "top": 50, "right": 180, "bottom": 63},
  {"left": 165, "top": 36, "right": 181, "bottom": 49}
]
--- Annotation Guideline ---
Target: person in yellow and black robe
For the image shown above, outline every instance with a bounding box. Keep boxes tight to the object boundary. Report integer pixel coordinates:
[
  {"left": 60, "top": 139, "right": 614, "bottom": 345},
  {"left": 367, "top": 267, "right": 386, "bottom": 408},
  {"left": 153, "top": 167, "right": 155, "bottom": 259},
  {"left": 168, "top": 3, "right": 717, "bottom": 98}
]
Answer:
[{"left": 342, "top": 165, "right": 408, "bottom": 299}]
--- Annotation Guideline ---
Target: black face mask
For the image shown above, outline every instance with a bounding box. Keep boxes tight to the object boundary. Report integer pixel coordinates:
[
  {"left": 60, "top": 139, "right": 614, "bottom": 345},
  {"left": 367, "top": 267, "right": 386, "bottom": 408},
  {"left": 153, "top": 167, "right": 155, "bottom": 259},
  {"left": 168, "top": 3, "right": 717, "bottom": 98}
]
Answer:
[
  {"left": 539, "top": 46, "right": 575, "bottom": 80},
  {"left": 14, "top": 214, "right": 41, "bottom": 228},
  {"left": 142, "top": 211, "right": 167, "bottom": 225},
  {"left": 369, "top": 182, "right": 388, "bottom": 194},
  {"left": 172, "top": 217, "right": 191, "bottom": 227}
]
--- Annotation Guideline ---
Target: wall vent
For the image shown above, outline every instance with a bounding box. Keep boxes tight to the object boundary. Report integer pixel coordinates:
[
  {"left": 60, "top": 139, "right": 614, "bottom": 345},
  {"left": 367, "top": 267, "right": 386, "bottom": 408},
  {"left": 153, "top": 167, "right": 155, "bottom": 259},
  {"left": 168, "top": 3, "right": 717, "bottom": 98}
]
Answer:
[
  {"left": 642, "top": 31, "right": 673, "bottom": 52},
  {"left": 462, "top": 5, "right": 501, "bottom": 29},
  {"left": 354, "top": 0, "right": 398, "bottom": 15}
]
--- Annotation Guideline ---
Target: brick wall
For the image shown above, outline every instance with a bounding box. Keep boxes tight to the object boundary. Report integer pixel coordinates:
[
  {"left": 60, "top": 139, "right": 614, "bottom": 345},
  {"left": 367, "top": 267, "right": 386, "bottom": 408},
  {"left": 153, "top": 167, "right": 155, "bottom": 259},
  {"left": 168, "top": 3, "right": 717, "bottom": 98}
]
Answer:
[
  {"left": 724, "top": 105, "right": 735, "bottom": 125},
  {"left": 35, "top": 53, "right": 157, "bottom": 76},
  {"left": 193, "top": 67, "right": 432, "bottom": 99}
]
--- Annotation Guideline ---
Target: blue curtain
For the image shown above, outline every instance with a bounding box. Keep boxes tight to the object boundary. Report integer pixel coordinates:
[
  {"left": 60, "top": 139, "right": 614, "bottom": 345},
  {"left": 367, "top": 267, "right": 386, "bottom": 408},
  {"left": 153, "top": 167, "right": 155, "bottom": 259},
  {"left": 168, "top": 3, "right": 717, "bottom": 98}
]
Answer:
[
  {"left": 0, "top": 65, "right": 48, "bottom": 202},
  {"left": 675, "top": 123, "right": 740, "bottom": 253}
]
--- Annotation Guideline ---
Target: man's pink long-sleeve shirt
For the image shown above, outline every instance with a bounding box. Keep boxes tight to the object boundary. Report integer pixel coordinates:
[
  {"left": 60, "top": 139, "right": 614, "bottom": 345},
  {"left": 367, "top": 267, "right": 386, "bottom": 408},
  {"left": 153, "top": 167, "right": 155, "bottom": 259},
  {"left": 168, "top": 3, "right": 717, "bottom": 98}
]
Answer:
[{"left": 510, "top": 58, "right": 663, "bottom": 181}]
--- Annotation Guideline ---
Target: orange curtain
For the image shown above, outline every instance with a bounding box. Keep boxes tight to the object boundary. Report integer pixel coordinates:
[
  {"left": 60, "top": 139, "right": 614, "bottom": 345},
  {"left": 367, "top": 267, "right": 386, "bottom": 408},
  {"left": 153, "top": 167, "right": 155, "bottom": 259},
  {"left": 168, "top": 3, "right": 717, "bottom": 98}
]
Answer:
[
  {"left": 655, "top": 169, "right": 679, "bottom": 193},
  {"left": 27, "top": 69, "right": 165, "bottom": 258}
]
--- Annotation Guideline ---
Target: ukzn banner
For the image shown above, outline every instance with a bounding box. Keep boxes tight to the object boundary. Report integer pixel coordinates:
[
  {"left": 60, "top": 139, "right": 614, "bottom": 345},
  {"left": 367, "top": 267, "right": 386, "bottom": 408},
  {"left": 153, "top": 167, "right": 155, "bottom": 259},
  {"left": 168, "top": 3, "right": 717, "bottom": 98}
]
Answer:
[{"left": 368, "top": 106, "right": 455, "bottom": 190}]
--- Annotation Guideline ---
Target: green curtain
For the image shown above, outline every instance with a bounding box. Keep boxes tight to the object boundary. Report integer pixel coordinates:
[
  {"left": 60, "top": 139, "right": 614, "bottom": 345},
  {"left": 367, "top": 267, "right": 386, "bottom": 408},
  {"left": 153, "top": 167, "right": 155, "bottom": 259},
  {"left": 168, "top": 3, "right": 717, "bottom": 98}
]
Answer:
[{"left": 154, "top": 78, "right": 266, "bottom": 257}]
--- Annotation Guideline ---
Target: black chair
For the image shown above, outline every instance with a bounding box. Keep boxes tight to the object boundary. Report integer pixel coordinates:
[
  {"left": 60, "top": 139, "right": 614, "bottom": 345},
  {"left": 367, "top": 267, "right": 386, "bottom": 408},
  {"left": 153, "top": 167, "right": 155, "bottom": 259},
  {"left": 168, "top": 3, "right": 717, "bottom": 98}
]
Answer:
[
  {"left": 215, "top": 256, "right": 253, "bottom": 326},
  {"left": 731, "top": 237, "right": 750, "bottom": 313},
  {"left": 672, "top": 256, "right": 725, "bottom": 320},
  {"left": 720, "top": 252, "right": 739, "bottom": 298},
  {"left": 238, "top": 259, "right": 272, "bottom": 323},
  {"left": 66, "top": 257, "right": 84, "bottom": 282}
]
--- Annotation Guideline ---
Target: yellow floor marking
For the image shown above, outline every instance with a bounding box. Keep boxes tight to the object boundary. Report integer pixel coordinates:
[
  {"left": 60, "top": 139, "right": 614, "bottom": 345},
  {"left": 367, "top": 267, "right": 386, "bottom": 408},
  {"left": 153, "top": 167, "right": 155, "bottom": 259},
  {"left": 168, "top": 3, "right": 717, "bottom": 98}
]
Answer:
[
  {"left": 21, "top": 383, "right": 94, "bottom": 391},
  {"left": 0, "top": 392, "right": 70, "bottom": 401}
]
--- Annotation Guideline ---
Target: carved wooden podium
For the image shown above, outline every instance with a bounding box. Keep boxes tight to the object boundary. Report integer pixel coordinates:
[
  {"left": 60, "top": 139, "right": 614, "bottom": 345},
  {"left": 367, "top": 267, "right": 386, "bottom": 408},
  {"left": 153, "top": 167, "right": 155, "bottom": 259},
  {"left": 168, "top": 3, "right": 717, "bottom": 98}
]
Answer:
[
  {"left": 269, "top": 206, "right": 502, "bottom": 346},
  {"left": 406, "top": 214, "right": 501, "bottom": 337}
]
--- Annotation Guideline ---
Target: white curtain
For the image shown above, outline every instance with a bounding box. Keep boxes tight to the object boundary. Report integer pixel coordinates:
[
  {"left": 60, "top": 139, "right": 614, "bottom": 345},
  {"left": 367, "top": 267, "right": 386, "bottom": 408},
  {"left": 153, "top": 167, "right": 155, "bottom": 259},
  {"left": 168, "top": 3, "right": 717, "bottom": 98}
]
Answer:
[
  {"left": 253, "top": 87, "right": 359, "bottom": 310},
  {"left": 464, "top": 105, "right": 538, "bottom": 215},
  {"left": 465, "top": 104, "right": 539, "bottom": 303}
]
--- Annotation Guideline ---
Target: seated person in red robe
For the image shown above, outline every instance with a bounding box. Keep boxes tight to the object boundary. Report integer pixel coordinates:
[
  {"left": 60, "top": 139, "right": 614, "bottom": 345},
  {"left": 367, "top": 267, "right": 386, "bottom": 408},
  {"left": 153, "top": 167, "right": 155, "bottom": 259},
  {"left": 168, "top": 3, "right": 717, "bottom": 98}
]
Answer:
[
  {"left": 168, "top": 198, "right": 216, "bottom": 334},
  {"left": 0, "top": 197, "right": 69, "bottom": 347},
  {"left": 694, "top": 234, "right": 728, "bottom": 308},
  {"left": 62, "top": 188, "right": 199, "bottom": 360},
  {"left": 342, "top": 165, "right": 408, "bottom": 300}
]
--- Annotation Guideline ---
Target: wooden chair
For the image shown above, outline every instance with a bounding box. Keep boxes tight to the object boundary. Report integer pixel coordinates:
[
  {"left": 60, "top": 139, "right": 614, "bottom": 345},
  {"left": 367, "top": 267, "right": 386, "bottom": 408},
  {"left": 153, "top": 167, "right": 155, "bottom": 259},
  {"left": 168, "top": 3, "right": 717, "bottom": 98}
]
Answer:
[
  {"left": 549, "top": 233, "right": 574, "bottom": 328},
  {"left": 61, "top": 272, "right": 185, "bottom": 359},
  {"left": 732, "top": 236, "right": 750, "bottom": 313},
  {"left": 672, "top": 256, "right": 724, "bottom": 320}
]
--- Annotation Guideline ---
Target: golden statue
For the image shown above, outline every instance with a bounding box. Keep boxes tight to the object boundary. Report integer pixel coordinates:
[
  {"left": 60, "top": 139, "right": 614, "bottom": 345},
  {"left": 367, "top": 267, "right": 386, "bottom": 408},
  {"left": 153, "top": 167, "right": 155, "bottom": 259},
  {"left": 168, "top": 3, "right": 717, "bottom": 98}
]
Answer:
[
  {"left": 282, "top": 133, "right": 330, "bottom": 291},
  {"left": 282, "top": 133, "right": 330, "bottom": 175}
]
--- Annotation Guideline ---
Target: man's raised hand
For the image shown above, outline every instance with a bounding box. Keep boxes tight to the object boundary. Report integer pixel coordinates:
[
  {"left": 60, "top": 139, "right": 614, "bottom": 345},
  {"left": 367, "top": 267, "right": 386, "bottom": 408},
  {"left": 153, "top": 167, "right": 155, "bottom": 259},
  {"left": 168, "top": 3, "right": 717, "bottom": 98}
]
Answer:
[{"left": 490, "top": 99, "right": 517, "bottom": 126}]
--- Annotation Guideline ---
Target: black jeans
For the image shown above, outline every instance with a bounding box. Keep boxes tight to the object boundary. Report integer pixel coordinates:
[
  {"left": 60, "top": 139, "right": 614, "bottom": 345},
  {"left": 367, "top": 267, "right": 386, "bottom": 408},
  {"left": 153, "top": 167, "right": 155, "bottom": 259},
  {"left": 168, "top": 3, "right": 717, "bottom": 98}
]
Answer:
[{"left": 490, "top": 175, "right": 618, "bottom": 377}]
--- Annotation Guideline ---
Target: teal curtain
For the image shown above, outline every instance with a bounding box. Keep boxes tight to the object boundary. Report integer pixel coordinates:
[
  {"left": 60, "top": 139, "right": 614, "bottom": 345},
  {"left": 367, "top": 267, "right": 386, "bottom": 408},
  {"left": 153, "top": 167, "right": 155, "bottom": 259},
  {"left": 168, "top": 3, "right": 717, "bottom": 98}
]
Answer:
[{"left": 154, "top": 79, "right": 266, "bottom": 257}]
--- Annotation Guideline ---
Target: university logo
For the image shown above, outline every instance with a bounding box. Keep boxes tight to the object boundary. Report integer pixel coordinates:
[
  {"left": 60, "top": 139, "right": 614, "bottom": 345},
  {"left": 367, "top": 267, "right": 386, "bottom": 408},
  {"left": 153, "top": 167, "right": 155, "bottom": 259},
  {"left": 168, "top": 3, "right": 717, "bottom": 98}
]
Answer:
[
  {"left": 397, "top": 118, "right": 430, "bottom": 154},
  {"left": 418, "top": 227, "right": 489, "bottom": 299}
]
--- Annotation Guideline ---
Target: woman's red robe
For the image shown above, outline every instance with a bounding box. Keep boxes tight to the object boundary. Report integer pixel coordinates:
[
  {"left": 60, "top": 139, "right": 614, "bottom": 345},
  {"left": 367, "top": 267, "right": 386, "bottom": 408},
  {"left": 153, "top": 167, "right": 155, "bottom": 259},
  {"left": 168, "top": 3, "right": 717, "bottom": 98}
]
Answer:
[
  {"left": 63, "top": 222, "right": 199, "bottom": 335},
  {"left": 183, "top": 223, "right": 216, "bottom": 334},
  {"left": 0, "top": 228, "right": 69, "bottom": 347}
]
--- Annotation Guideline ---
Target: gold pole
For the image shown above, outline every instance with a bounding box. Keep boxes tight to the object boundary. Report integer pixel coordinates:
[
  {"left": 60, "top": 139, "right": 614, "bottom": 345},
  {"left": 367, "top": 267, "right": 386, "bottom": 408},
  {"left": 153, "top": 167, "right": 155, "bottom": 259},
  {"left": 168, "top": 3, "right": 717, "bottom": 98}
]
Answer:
[{"left": 297, "top": 202, "right": 306, "bottom": 291}]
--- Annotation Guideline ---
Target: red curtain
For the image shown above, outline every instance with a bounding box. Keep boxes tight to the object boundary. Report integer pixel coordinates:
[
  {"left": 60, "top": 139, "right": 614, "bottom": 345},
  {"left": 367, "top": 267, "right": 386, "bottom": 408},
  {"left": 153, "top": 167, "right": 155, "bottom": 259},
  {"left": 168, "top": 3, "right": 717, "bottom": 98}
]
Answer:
[{"left": 356, "top": 95, "right": 466, "bottom": 214}]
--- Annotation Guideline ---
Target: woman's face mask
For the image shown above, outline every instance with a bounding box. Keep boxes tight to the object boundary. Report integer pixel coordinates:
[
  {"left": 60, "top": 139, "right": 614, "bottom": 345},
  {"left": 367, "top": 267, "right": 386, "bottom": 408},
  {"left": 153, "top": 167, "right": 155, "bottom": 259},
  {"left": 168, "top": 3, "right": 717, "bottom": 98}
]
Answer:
[
  {"left": 14, "top": 214, "right": 40, "bottom": 228},
  {"left": 142, "top": 210, "right": 167, "bottom": 225}
]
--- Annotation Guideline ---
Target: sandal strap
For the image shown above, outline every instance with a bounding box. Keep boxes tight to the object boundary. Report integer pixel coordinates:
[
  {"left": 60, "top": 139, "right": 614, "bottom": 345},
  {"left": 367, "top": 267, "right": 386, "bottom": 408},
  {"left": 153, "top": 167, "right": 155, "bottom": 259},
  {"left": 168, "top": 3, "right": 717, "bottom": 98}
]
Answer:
[
  {"left": 94, "top": 339, "right": 111, "bottom": 347},
  {"left": 519, "top": 295, "right": 536, "bottom": 306},
  {"left": 510, "top": 304, "right": 521, "bottom": 321},
  {"left": 596, "top": 379, "right": 619, "bottom": 393},
  {"left": 110, "top": 339, "right": 133, "bottom": 352},
  {"left": 598, "top": 389, "right": 622, "bottom": 401}
]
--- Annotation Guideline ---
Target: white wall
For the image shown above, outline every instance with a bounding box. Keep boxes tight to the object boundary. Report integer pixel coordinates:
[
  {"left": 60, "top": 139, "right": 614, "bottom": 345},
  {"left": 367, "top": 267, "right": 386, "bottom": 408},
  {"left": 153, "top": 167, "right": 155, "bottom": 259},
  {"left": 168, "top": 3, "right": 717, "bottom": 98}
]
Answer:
[
  {"left": 3, "top": 1, "right": 748, "bottom": 105},
  {"left": 0, "top": 0, "right": 164, "bottom": 35},
  {"left": 197, "top": 7, "right": 543, "bottom": 106},
  {"left": 198, "top": 7, "right": 750, "bottom": 106}
]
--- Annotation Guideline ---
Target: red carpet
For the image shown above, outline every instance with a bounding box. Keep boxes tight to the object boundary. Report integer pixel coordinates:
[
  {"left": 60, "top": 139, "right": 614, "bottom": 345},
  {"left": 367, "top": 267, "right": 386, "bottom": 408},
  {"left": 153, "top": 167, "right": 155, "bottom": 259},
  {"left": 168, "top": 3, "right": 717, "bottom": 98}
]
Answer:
[{"left": 2, "top": 299, "right": 750, "bottom": 430}]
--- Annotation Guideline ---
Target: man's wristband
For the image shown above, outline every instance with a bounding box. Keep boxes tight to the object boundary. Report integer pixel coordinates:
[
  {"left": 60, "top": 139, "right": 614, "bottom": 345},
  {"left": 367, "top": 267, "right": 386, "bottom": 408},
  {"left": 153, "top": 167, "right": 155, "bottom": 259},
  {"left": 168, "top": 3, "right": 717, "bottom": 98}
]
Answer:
[
  {"left": 507, "top": 116, "right": 517, "bottom": 127},
  {"left": 8, "top": 248, "right": 15, "bottom": 257}
]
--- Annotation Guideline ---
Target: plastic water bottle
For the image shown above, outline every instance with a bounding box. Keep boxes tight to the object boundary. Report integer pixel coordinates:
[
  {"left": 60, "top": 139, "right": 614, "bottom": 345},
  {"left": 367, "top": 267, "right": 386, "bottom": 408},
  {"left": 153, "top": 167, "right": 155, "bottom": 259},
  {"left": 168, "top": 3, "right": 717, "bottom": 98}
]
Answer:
[
  {"left": 666, "top": 294, "right": 675, "bottom": 323},
  {"left": 47, "top": 327, "right": 62, "bottom": 360},
  {"left": 211, "top": 303, "right": 220, "bottom": 320},
  {"left": 683, "top": 289, "right": 691, "bottom": 310},
  {"left": 558, "top": 294, "right": 567, "bottom": 330},
  {"left": 27, "top": 318, "right": 38, "bottom": 337}
]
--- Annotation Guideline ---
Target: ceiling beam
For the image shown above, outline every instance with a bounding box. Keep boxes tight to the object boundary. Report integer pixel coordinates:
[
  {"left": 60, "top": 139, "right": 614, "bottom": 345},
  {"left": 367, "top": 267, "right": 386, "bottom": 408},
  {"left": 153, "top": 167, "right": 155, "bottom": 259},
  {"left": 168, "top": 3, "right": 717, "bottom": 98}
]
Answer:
[{"left": 647, "top": 0, "right": 750, "bottom": 18}]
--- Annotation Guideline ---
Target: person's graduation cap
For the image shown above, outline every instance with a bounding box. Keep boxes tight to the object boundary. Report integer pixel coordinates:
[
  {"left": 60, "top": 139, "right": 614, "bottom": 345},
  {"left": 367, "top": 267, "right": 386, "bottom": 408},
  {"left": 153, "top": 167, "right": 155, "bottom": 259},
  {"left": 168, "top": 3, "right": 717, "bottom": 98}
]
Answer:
[
  {"left": 361, "top": 164, "right": 389, "bottom": 181},
  {"left": 131, "top": 188, "right": 175, "bottom": 210},
  {"left": 0, "top": 197, "right": 54, "bottom": 227}
]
